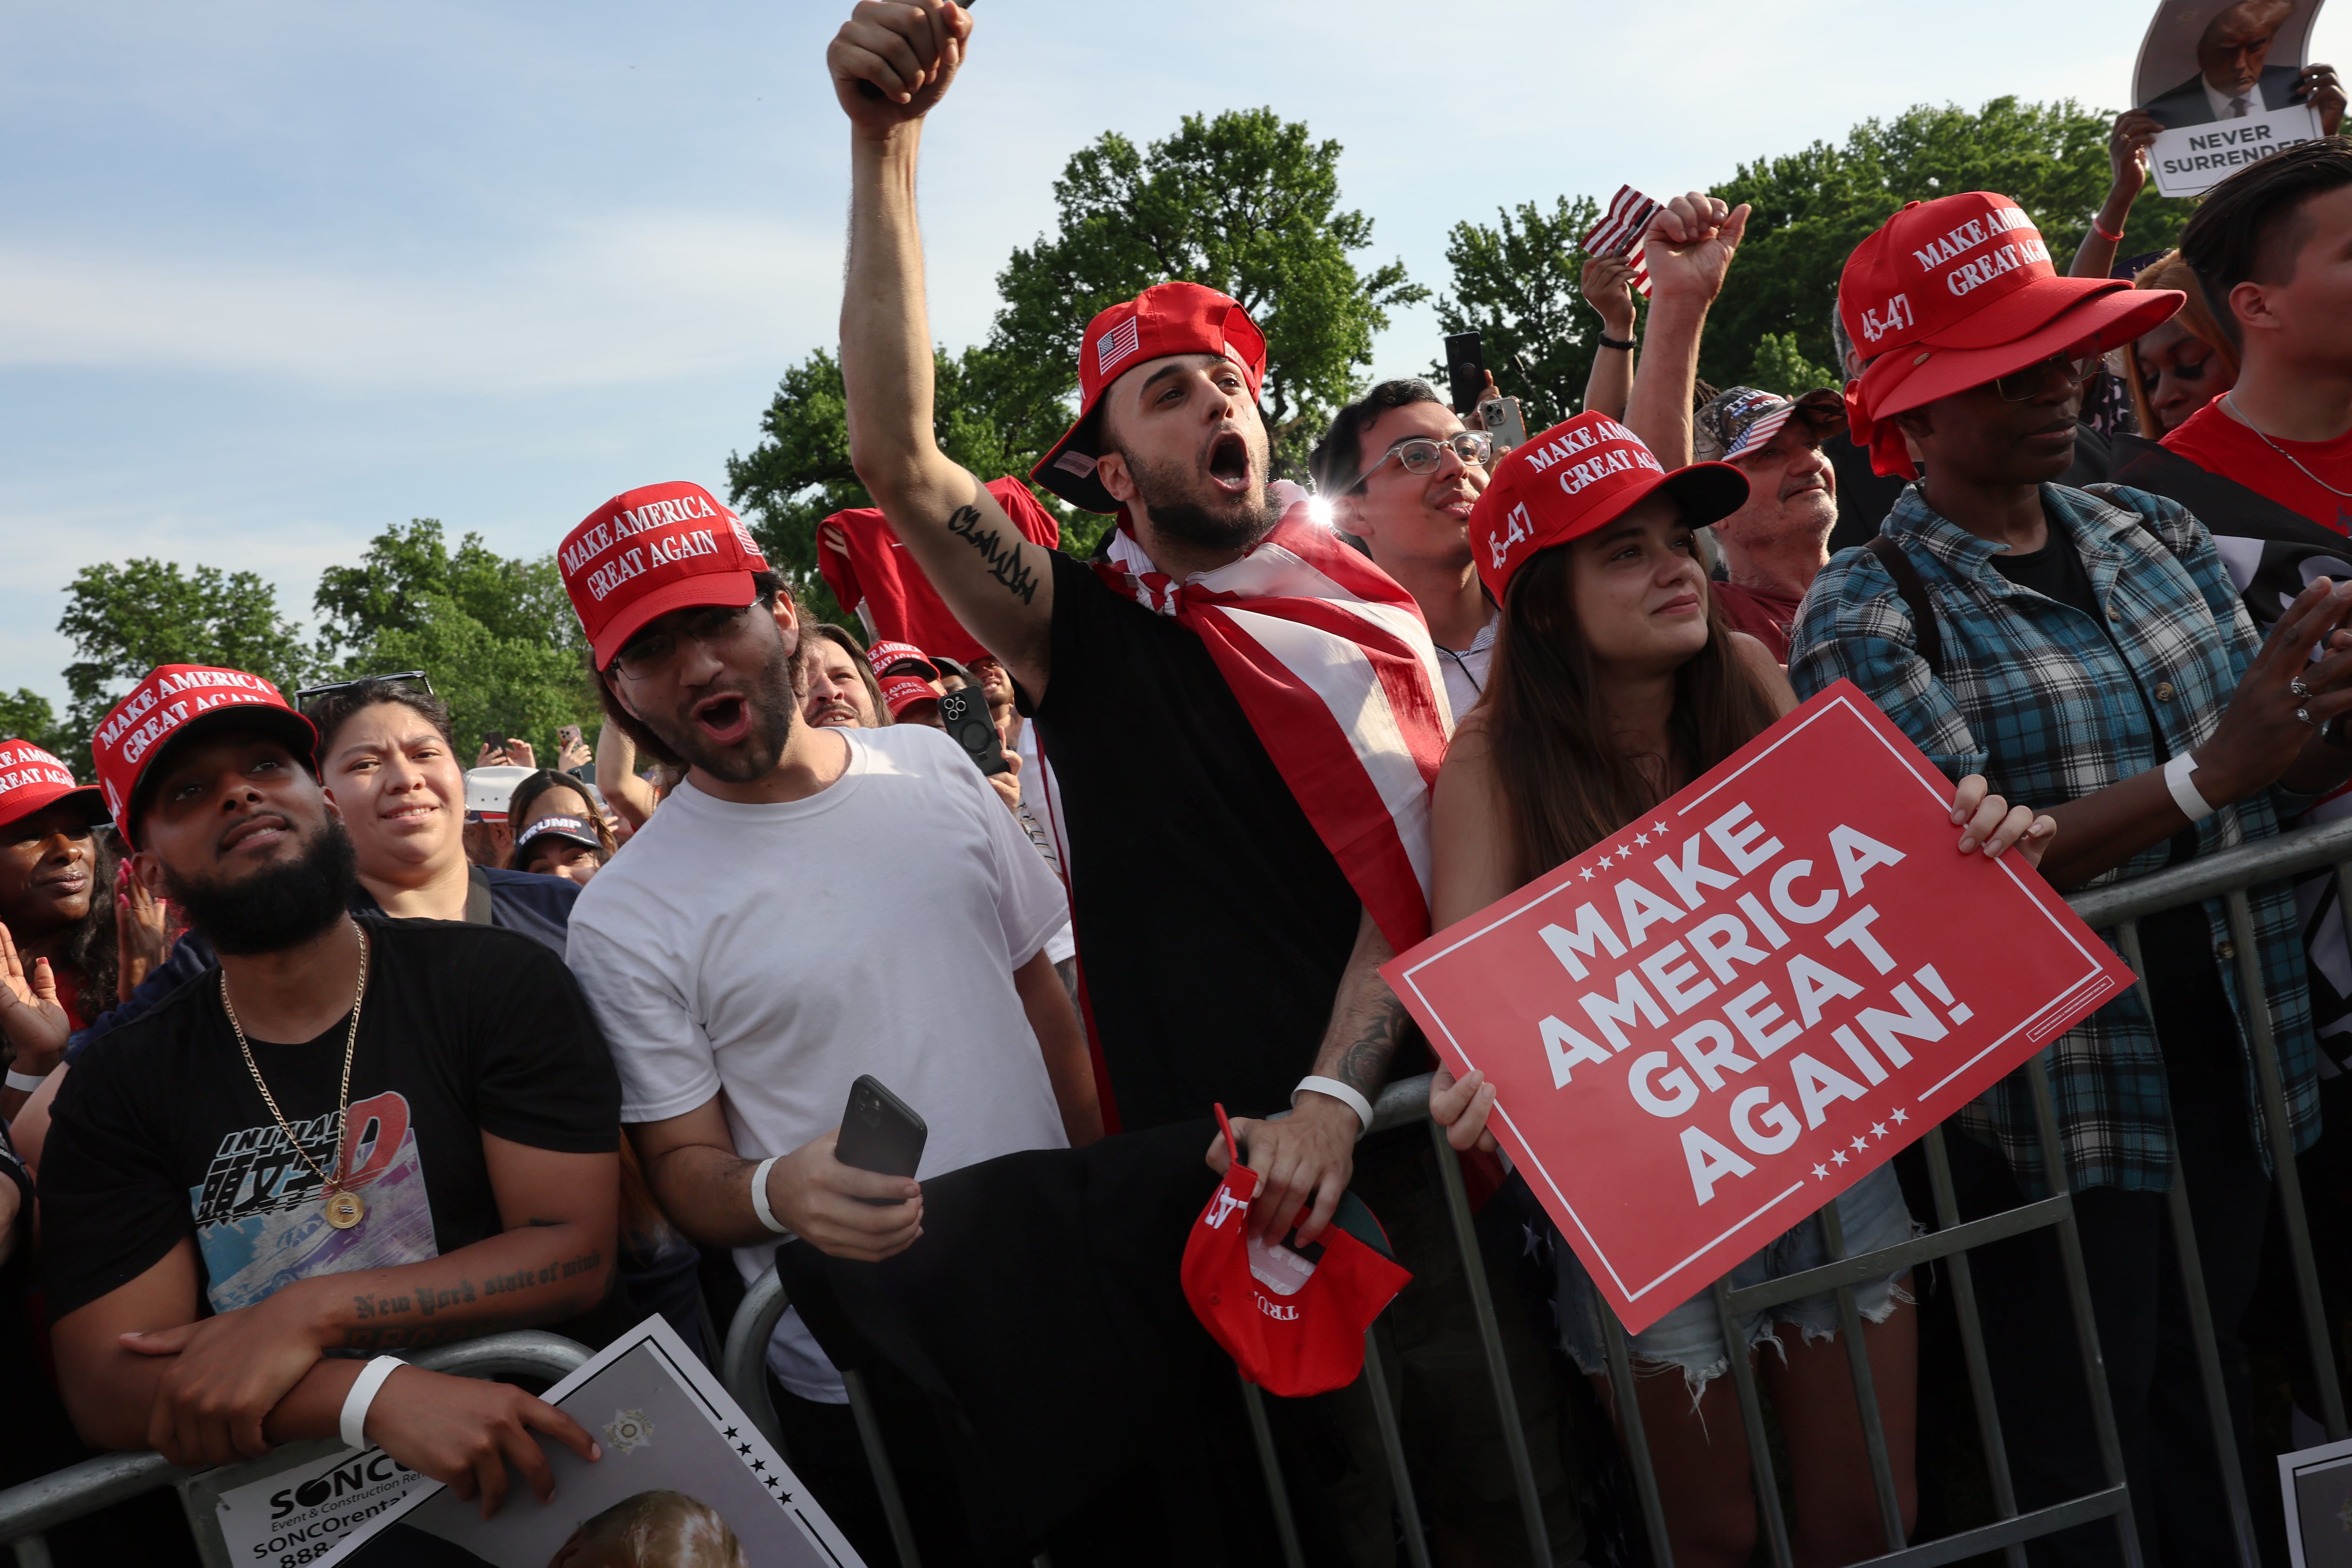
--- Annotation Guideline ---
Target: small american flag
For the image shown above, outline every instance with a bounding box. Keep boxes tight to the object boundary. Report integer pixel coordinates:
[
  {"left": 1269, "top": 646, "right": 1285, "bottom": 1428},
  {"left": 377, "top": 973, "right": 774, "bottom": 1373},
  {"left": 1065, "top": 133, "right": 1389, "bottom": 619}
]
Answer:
[{"left": 1582, "top": 184, "right": 1661, "bottom": 298}]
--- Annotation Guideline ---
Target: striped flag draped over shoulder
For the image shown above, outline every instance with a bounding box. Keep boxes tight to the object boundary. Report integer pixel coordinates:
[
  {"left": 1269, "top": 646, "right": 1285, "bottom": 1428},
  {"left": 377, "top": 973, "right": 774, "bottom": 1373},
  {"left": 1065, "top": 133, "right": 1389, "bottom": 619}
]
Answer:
[
  {"left": 1583, "top": 184, "right": 1661, "bottom": 298},
  {"left": 1097, "top": 504, "right": 1451, "bottom": 950}
]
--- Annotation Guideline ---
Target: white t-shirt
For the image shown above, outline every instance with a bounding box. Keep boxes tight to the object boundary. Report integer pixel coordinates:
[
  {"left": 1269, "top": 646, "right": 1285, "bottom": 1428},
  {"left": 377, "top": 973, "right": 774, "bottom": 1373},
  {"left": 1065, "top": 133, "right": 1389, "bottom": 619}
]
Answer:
[{"left": 567, "top": 724, "right": 1071, "bottom": 1401}]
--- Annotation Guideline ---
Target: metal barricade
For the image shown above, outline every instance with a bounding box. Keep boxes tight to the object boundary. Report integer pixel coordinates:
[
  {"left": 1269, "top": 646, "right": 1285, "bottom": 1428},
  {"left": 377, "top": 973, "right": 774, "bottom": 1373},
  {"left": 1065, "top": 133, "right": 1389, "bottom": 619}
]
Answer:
[
  {"left": 0, "top": 1329, "right": 591, "bottom": 1568},
  {"left": 712, "top": 815, "right": 2352, "bottom": 1567}
]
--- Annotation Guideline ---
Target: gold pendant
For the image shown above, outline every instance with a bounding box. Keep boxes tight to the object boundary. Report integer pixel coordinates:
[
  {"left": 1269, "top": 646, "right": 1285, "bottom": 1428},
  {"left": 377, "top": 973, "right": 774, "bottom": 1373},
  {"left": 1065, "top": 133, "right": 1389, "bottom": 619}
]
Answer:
[{"left": 323, "top": 1189, "right": 366, "bottom": 1230}]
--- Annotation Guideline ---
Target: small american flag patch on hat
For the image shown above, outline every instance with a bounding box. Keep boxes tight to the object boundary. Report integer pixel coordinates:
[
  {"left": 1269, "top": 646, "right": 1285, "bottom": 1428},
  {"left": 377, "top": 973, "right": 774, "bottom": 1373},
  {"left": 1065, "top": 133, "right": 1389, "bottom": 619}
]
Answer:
[{"left": 1096, "top": 317, "right": 1142, "bottom": 377}]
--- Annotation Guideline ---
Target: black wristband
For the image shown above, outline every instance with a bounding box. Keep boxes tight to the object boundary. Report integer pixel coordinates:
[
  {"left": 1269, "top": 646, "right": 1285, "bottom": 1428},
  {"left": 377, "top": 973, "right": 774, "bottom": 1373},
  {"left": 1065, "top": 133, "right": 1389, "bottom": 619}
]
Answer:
[{"left": 1596, "top": 333, "right": 1636, "bottom": 352}]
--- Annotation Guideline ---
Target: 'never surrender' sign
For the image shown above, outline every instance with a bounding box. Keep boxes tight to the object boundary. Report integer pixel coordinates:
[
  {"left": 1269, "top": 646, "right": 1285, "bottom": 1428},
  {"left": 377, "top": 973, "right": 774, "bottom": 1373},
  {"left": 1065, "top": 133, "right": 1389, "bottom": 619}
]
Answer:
[{"left": 1383, "top": 682, "right": 2131, "bottom": 1335}]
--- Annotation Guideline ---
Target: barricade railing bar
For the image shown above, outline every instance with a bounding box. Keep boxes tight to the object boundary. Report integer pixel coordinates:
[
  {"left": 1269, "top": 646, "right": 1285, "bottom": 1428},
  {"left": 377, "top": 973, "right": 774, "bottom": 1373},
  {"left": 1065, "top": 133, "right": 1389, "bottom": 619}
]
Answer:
[
  {"left": 704, "top": 816, "right": 2352, "bottom": 1568},
  {"left": 0, "top": 1329, "right": 590, "bottom": 1568}
]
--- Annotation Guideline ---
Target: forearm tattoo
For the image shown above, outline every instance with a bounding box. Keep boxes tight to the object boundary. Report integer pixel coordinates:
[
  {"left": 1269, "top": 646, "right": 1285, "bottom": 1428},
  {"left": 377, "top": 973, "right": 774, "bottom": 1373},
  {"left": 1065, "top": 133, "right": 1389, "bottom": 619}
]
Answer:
[
  {"left": 1334, "top": 993, "right": 1411, "bottom": 1098},
  {"left": 948, "top": 505, "right": 1041, "bottom": 604}
]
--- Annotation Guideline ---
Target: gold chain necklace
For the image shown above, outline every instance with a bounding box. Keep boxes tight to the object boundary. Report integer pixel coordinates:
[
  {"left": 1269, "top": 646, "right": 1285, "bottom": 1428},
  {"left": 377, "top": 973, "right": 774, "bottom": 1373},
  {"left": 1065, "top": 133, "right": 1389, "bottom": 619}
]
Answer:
[
  {"left": 2223, "top": 394, "right": 2352, "bottom": 500},
  {"left": 221, "top": 918, "right": 371, "bottom": 1230}
]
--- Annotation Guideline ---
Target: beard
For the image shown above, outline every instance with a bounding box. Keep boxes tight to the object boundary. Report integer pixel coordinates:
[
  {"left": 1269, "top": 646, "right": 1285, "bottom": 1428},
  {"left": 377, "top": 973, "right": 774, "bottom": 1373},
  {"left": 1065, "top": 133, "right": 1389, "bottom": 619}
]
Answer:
[
  {"left": 638, "top": 639, "right": 800, "bottom": 784},
  {"left": 1120, "top": 445, "right": 1280, "bottom": 555},
  {"left": 161, "top": 817, "right": 357, "bottom": 956}
]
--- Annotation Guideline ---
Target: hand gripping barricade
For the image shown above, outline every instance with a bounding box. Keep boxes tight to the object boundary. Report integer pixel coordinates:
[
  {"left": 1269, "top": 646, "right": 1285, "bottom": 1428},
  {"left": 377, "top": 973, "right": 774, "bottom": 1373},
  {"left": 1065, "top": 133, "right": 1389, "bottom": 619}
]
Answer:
[
  {"left": 705, "top": 820, "right": 2352, "bottom": 1568},
  {"left": 0, "top": 1330, "right": 592, "bottom": 1568}
]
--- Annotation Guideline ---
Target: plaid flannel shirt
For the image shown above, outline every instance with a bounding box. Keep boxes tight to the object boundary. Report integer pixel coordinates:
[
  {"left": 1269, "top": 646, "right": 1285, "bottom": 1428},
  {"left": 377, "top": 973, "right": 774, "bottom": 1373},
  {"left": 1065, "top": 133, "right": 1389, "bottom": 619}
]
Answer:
[{"left": 1788, "top": 482, "right": 2320, "bottom": 1195}]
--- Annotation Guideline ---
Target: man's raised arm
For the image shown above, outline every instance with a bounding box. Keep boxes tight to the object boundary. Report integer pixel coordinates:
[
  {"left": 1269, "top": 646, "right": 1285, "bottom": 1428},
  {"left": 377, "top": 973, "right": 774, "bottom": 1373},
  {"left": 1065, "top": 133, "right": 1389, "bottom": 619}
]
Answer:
[{"left": 830, "top": 1, "right": 1056, "bottom": 699}]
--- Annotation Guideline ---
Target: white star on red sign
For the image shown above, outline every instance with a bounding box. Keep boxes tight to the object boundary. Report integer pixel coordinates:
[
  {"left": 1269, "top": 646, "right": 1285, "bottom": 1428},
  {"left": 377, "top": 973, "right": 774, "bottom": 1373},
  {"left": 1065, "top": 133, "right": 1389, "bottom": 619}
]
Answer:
[
  {"left": 1891, "top": 1108, "right": 1909, "bottom": 1124},
  {"left": 1850, "top": 1136, "right": 1870, "bottom": 1154},
  {"left": 1831, "top": 1149, "right": 1849, "bottom": 1166},
  {"left": 1871, "top": 1122, "right": 1888, "bottom": 1138},
  {"left": 1811, "top": 1163, "right": 1828, "bottom": 1180},
  {"left": 1580, "top": 867, "right": 1595, "bottom": 881},
  {"left": 1652, "top": 820, "right": 1669, "bottom": 834},
  {"left": 1635, "top": 832, "right": 1650, "bottom": 846}
]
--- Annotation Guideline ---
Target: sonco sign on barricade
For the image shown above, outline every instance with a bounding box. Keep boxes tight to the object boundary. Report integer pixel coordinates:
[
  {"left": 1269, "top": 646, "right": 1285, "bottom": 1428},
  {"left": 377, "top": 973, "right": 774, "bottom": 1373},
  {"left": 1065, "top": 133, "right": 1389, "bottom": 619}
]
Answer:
[{"left": 1383, "top": 682, "right": 2133, "bottom": 1334}]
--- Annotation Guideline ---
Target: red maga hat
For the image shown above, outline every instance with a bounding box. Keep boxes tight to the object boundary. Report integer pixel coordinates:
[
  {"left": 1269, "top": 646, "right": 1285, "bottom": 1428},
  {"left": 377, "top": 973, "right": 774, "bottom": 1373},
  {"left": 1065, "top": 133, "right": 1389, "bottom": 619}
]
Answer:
[
  {"left": 1181, "top": 1107, "right": 1411, "bottom": 1398},
  {"left": 559, "top": 481, "right": 771, "bottom": 668},
  {"left": 1031, "top": 282, "right": 1268, "bottom": 515},
  {"left": 1467, "top": 412, "right": 1748, "bottom": 605},
  {"left": 0, "top": 740, "right": 106, "bottom": 835},
  {"left": 864, "top": 640, "right": 938, "bottom": 682},
  {"left": 1838, "top": 191, "right": 2183, "bottom": 478},
  {"left": 88, "top": 666, "right": 318, "bottom": 849},
  {"left": 878, "top": 674, "right": 941, "bottom": 720}
]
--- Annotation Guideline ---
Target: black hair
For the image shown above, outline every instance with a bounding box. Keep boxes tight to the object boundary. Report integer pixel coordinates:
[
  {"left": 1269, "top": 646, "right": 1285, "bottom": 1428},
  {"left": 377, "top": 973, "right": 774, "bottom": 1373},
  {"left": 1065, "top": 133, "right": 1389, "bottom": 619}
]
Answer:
[
  {"left": 304, "top": 678, "right": 459, "bottom": 757},
  {"left": 590, "top": 570, "right": 787, "bottom": 770},
  {"left": 1308, "top": 380, "right": 1447, "bottom": 501},
  {"left": 2178, "top": 136, "right": 2352, "bottom": 350}
]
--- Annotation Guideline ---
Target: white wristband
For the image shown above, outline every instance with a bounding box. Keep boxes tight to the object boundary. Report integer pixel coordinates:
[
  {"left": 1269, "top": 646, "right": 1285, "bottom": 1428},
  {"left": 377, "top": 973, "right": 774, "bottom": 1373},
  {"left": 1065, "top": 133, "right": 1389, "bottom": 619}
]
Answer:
[
  {"left": 2164, "top": 753, "right": 2217, "bottom": 822},
  {"left": 1295, "top": 1076, "right": 1374, "bottom": 1138},
  {"left": 339, "top": 1355, "right": 404, "bottom": 1449},
  {"left": 5, "top": 1069, "right": 50, "bottom": 1093},
  {"left": 750, "top": 1155, "right": 792, "bottom": 1236}
]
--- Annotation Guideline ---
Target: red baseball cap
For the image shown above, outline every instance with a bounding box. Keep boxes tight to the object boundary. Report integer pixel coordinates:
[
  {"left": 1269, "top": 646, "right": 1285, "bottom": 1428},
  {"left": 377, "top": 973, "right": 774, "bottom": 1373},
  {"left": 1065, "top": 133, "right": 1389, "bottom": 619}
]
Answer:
[
  {"left": 865, "top": 641, "right": 938, "bottom": 682},
  {"left": 1839, "top": 191, "right": 2183, "bottom": 478},
  {"left": 878, "top": 674, "right": 940, "bottom": 720},
  {"left": 1468, "top": 412, "right": 1749, "bottom": 605},
  {"left": 1031, "top": 282, "right": 1268, "bottom": 514},
  {"left": 0, "top": 740, "right": 106, "bottom": 835},
  {"left": 1180, "top": 1108, "right": 1411, "bottom": 1398},
  {"left": 89, "top": 666, "right": 318, "bottom": 849},
  {"left": 559, "top": 481, "right": 770, "bottom": 668}
]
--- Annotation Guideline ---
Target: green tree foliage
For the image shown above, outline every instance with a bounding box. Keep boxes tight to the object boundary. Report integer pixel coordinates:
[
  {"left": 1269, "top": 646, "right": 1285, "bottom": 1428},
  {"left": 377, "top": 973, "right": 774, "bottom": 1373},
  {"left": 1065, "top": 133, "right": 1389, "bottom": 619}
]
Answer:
[
  {"left": 725, "top": 347, "right": 1059, "bottom": 625},
  {"left": 1746, "top": 331, "right": 1836, "bottom": 397},
  {"left": 1433, "top": 196, "right": 1605, "bottom": 427},
  {"left": 989, "top": 107, "right": 1425, "bottom": 471},
  {"left": 1703, "top": 96, "right": 2196, "bottom": 387},
  {"left": 0, "top": 690, "right": 72, "bottom": 763},
  {"left": 313, "top": 519, "right": 597, "bottom": 755},
  {"left": 57, "top": 560, "right": 312, "bottom": 741}
]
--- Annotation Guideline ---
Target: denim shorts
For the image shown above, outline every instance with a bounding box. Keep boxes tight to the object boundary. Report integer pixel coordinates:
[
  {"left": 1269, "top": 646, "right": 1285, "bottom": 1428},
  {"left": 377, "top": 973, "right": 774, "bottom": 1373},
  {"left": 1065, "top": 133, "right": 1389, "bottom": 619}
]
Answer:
[{"left": 1554, "top": 1163, "right": 1917, "bottom": 1399}]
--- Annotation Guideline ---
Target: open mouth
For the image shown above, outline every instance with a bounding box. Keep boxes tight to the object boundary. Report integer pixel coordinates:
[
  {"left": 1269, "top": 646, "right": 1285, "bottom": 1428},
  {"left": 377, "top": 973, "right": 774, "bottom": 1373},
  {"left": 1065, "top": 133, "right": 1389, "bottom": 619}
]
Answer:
[
  {"left": 693, "top": 692, "right": 752, "bottom": 746},
  {"left": 1207, "top": 432, "right": 1252, "bottom": 496}
]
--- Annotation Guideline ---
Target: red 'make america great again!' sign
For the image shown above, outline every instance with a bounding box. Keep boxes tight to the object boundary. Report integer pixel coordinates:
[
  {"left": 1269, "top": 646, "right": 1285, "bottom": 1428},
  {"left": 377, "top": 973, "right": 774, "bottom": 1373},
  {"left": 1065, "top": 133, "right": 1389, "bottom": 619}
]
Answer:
[{"left": 1383, "top": 681, "right": 2132, "bottom": 1335}]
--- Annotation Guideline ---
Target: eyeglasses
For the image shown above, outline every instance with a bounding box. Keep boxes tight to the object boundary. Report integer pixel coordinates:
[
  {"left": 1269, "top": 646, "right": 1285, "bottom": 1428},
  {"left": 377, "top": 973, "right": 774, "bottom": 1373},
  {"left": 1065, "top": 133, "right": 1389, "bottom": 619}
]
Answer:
[
  {"left": 608, "top": 601, "right": 763, "bottom": 681},
  {"left": 1993, "top": 350, "right": 2101, "bottom": 402},
  {"left": 1354, "top": 431, "right": 1493, "bottom": 490},
  {"left": 292, "top": 671, "right": 433, "bottom": 708}
]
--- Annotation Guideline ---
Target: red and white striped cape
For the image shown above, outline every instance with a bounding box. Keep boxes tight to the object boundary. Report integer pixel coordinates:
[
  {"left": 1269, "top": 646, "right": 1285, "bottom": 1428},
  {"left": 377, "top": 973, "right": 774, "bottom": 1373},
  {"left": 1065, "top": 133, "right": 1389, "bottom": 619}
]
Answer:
[{"left": 1096, "top": 502, "right": 1451, "bottom": 951}]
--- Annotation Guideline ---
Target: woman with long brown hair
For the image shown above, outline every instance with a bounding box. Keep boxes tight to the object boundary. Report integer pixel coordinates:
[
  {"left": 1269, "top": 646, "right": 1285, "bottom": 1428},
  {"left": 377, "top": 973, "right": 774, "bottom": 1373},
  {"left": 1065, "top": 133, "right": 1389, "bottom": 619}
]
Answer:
[
  {"left": 1427, "top": 413, "right": 2054, "bottom": 1568},
  {"left": 2120, "top": 251, "right": 2240, "bottom": 437}
]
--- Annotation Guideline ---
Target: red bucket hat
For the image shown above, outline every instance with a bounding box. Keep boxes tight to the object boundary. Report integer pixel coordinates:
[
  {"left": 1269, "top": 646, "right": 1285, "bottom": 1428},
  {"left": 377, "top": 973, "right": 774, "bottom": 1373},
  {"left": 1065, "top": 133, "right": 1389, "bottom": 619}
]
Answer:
[
  {"left": 1031, "top": 282, "right": 1268, "bottom": 515},
  {"left": 559, "top": 481, "right": 771, "bottom": 668},
  {"left": 1838, "top": 191, "right": 2184, "bottom": 478},
  {"left": 1180, "top": 1107, "right": 1411, "bottom": 1398},
  {"left": 89, "top": 666, "right": 318, "bottom": 849},
  {"left": 0, "top": 741, "right": 106, "bottom": 836},
  {"left": 1467, "top": 412, "right": 1749, "bottom": 605}
]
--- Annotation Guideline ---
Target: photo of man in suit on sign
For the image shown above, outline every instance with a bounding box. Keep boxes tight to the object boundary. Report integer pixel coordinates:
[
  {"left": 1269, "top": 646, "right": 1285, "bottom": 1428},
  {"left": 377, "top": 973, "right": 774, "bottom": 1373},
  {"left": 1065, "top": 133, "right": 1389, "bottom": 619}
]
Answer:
[{"left": 2139, "top": 0, "right": 2343, "bottom": 129}]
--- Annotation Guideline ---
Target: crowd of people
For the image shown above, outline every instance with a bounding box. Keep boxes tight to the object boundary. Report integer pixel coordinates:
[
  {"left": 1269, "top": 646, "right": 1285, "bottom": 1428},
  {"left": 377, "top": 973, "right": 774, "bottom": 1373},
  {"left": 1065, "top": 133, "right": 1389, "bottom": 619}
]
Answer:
[{"left": 4, "top": 1, "right": 2352, "bottom": 1564}]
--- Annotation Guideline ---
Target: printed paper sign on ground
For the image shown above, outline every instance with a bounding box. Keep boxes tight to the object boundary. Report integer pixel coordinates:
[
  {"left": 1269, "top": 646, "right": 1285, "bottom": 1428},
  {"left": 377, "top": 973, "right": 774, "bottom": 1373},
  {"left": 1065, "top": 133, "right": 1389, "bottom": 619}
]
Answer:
[{"left": 1383, "top": 681, "right": 2133, "bottom": 1335}]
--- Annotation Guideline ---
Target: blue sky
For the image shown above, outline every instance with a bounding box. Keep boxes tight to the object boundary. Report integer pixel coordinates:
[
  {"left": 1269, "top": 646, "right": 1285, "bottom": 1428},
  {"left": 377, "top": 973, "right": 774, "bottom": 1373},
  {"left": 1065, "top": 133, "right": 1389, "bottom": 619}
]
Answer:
[{"left": 7, "top": 0, "right": 2347, "bottom": 716}]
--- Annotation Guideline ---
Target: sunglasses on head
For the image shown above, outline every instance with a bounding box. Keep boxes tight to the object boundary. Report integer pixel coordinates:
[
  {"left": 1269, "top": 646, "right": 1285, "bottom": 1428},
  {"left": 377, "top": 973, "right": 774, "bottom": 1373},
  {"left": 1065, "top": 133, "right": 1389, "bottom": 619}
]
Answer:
[{"left": 292, "top": 671, "right": 433, "bottom": 707}]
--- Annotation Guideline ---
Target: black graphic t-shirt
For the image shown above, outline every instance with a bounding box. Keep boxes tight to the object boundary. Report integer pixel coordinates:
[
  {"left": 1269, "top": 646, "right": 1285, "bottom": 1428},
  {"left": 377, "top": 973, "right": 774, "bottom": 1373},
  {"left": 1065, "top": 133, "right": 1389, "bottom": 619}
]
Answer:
[{"left": 40, "top": 915, "right": 620, "bottom": 1322}]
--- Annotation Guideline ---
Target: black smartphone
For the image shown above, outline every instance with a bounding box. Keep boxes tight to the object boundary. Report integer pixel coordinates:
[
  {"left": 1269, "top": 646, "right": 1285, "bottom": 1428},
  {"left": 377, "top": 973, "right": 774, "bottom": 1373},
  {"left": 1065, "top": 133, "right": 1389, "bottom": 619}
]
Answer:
[
  {"left": 481, "top": 731, "right": 506, "bottom": 752},
  {"left": 937, "top": 688, "right": 1009, "bottom": 776},
  {"left": 1444, "top": 331, "right": 1486, "bottom": 414},
  {"left": 835, "top": 1075, "right": 928, "bottom": 1201}
]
